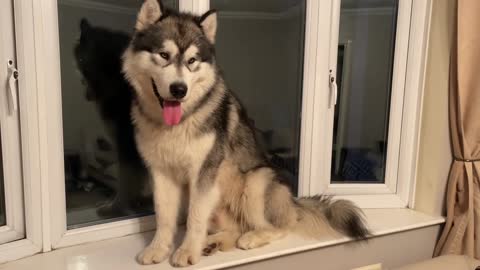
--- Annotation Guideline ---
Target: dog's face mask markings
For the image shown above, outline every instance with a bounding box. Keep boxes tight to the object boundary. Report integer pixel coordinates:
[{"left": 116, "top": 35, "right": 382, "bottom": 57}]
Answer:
[
  {"left": 151, "top": 40, "right": 178, "bottom": 67},
  {"left": 123, "top": 0, "right": 218, "bottom": 126}
]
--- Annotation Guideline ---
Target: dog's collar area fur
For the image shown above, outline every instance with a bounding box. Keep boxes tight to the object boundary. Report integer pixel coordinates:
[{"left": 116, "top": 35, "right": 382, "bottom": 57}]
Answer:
[{"left": 151, "top": 78, "right": 164, "bottom": 108}]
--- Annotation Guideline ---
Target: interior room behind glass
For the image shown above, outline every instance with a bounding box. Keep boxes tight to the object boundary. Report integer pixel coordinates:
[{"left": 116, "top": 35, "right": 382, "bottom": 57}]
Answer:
[{"left": 332, "top": 0, "right": 398, "bottom": 184}]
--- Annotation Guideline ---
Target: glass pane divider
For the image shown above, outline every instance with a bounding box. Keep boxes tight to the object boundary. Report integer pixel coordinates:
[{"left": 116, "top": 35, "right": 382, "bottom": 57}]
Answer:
[{"left": 179, "top": 0, "right": 209, "bottom": 14}]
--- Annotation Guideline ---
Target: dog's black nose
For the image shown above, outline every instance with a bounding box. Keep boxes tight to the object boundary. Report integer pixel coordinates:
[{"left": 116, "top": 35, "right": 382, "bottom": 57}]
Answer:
[{"left": 169, "top": 82, "right": 187, "bottom": 99}]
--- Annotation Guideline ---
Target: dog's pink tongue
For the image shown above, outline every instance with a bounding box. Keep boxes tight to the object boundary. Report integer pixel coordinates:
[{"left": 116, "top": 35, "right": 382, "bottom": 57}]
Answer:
[{"left": 162, "top": 101, "right": 182, "bottom": 126}]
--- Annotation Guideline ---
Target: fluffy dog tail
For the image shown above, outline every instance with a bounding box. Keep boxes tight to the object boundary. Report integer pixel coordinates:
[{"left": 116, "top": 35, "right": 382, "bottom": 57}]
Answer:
[{"left": 293, "top": 195, "right": 370, "bottom": 240}]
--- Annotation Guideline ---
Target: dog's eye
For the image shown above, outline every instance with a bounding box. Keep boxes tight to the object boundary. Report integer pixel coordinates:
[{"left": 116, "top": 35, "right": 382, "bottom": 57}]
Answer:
[
  {"left": 159, "top": 52, "right": 170, "bottom": 60},
  {"left": 188, "top": 58, "right": 196, "bottom": 64}
]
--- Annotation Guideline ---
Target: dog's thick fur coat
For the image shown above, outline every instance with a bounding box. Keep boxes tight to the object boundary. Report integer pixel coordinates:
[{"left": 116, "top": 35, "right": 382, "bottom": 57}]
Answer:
[{"left": 122, "top": 0, "right": 369, "bottom": 266}]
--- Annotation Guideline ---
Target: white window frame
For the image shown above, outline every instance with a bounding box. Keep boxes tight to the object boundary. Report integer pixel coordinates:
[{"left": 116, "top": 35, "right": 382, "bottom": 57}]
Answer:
[
  {"left": 0, "top": 0, "right": 25, "bottom": 245},
  {"left": 22, "top": 0, "right": 432, "bottom": 252},
  {"left": 298, "top": 0, "right": 432, "bottom": 209},
  {"left": 0, "top": 0, "right": 46, "bottom": 263},
  {"left": 320, "top": 0, "right": 411, "bottom": 197}
]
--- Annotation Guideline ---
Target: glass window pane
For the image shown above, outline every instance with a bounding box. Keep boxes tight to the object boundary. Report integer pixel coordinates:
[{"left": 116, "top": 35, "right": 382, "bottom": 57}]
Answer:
[
  {"left": 210, "top": 0, "right": 306, "bottom": 194},
  {"left": 58, "top": 0, "right": 178, "bottom": 228},
  {"left": 331, "top": 0, "right": 398, "bottom": 183}
]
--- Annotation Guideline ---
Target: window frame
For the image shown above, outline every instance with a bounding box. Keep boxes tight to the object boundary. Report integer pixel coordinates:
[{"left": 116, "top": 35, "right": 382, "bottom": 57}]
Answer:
[
  {"left": 321, "top": 0, "right": 412, "bottom": 197},
  {"left": 19, "top": 0, "right": 432, "bottom": 254},
  {"left": 0, "top": 0, "right": 47, "bottom": 263},
  {"left": 0, "top": 0, "right": 25, "bottom": 245},
  {"left": 298, "top": 0, "right": 432, "bottom": 209}
]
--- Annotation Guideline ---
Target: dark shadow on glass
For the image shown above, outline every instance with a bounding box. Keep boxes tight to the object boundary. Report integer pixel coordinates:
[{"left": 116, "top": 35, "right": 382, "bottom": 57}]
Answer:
[
  {"left": 66, "top": 20, "right": 152, "bottom": 228},
  {"left": 58, "top": 0, "right": 178, "bottom": 228}
]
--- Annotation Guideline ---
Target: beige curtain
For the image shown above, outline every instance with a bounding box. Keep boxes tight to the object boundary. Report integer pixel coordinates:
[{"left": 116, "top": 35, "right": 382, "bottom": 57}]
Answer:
[{"left": 434, "top": 0, "right": 480, "bottom": 260}]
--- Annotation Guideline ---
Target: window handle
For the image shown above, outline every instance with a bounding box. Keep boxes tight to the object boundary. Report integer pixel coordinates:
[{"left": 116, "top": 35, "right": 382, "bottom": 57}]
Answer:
[
  {"left": 329, "top": 72, "right": 337, "bottom": 108},
  {"left": 7, "top": 60, "right": 18, "bottom": 114}
]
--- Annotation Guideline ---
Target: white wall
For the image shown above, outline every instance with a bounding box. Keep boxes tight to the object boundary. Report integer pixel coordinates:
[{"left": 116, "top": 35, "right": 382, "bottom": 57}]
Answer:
[{"left": 414, "top": 0, "right": 455, "bottom": 217}]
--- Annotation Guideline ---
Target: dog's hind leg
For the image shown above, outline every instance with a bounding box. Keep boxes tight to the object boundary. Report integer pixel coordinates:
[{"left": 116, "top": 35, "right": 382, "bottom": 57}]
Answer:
[
  {"left": 204, "top": 206, "right": 241, "bottom": 255},
  {"left": 237, "top": 167, "right": 296, "bottom": 249},
  {"left": 236, "top": 167, "right": 288, "bottom": 250}
]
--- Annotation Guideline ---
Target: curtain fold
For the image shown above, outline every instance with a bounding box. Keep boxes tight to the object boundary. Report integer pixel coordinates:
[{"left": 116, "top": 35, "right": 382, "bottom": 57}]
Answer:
[{"left": 434, "top": 0, "right": 480, "bottom": 260}]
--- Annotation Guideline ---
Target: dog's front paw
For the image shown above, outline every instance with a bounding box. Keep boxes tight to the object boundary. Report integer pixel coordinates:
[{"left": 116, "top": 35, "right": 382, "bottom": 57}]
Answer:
[
  {"left": 137, "top": 245, "right": 170, "bottom": 265},
  {"left": 171, "top": 246, "right": 200, "bottom": 267}
]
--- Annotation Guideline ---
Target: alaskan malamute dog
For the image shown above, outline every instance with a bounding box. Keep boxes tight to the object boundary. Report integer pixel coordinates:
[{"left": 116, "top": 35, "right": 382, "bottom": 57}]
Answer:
[{"left": 123, "top": 0, "right": 369, "bottom": 266}]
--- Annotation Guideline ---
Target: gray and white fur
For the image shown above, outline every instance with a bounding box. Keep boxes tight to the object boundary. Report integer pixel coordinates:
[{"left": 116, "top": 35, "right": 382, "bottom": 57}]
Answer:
[{"left": 122, "top": 0, "right": 370, "bottom": 267}]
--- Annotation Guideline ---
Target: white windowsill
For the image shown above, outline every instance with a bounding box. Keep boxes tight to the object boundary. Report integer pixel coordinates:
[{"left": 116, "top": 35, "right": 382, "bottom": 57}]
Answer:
[{"left": 4, "top": 209, "right": 444, "bottom": 270}]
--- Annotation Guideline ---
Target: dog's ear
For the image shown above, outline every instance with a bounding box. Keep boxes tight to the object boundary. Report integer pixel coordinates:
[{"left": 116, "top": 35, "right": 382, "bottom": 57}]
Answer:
[
  {"left": 199, "top": 10, "right": 217, "bottom": 44},
  {"left": 80, "top": 18, "right": 90, "bottom": 33},
  {"left": 79, "top": 18, "right": 91, "bottom": 43},
  {"left": 135, "top": 0, "right": 164, "bottom": 31}
]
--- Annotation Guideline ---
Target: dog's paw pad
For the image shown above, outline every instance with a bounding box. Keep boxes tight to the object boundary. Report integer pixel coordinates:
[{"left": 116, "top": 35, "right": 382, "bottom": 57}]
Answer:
[
  {"left": 171, "top": 247, "right": 200, "bottom": 267},
  {"left": 237, "top": 232, "right": 268, "bottom": 250},
  {"left": 137, "top": 245, "right": 170, "bottom": 265},
  {"left": 202, "top": 242, "right": 219, "bottom": 256}
]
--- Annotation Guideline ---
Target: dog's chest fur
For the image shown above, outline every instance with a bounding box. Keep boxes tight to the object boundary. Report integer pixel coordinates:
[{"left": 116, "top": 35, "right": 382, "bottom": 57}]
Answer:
[{"left": 132, "top": 105, "right": 215, "bottom": 183}]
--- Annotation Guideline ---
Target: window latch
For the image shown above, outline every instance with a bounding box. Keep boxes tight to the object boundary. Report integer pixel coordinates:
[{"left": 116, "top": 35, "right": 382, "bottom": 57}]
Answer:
[
  {"left": 329, "top": 71, "right": 337, "bottom": 108},
  {"left": 7, "top": 60, "right": 18, "bottom": 114}
]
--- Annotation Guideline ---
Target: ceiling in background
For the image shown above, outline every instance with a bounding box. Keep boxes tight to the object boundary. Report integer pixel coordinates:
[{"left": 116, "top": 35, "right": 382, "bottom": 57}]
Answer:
[
  {"left": 61, "top": 0, "right": 397, "bottom": 13},
  {"left": 74, "top": 0, "right": 177, "bottom": 9},
  {"left": 66, "top": 0, "right": 304, "bottom": 13}
]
